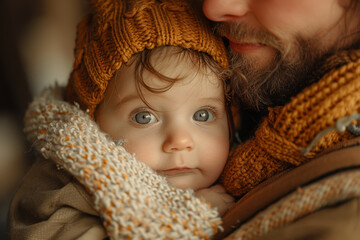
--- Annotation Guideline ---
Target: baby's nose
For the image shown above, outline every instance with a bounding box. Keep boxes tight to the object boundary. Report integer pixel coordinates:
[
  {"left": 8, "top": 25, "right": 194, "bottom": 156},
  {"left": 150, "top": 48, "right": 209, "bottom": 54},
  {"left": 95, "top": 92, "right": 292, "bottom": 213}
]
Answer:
[{"left": 162, "top": 129, "right": 195, "bottom": 153}]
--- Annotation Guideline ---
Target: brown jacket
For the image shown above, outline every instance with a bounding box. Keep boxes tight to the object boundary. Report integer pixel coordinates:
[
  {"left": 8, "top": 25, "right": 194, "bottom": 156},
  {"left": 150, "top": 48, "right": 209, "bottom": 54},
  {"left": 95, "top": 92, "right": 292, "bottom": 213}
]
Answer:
[{"left": 8, "top": 158, "right": 107, "bottom": 240}]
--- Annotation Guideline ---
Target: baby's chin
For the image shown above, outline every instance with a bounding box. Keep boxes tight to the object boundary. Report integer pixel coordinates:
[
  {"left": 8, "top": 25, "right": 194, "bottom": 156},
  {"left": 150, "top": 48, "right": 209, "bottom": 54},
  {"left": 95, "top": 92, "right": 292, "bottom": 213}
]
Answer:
[{"left": 166, "top": 176, "right": 207, "bottom": 191}]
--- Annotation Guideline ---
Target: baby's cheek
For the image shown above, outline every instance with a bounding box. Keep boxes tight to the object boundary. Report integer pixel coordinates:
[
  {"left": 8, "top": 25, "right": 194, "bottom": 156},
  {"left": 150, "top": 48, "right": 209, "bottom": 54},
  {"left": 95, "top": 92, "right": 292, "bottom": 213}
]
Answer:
[
  {"left": 205, "top": 138, "right": 229, "bottom": 174},
  {"left": 124, "top": 140, "right": 158, "bottom": 169}
]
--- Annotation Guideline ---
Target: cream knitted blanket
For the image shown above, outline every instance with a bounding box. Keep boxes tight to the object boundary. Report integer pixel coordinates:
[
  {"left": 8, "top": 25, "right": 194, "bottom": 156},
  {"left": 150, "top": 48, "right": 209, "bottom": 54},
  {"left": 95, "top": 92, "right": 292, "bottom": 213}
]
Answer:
[{"left": 24, "top": 87, "right": 221, "bottom": 239}]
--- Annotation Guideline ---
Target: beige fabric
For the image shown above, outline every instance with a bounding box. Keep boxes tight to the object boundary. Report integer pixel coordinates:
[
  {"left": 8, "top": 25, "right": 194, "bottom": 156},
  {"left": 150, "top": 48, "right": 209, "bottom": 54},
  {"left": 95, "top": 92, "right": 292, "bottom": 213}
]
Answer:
[
  {"left": 8, "top": 157, "right": 107, "bottom": 240},
  {"left": 255, "top": 197, "right": 360, "bottom": 240}
]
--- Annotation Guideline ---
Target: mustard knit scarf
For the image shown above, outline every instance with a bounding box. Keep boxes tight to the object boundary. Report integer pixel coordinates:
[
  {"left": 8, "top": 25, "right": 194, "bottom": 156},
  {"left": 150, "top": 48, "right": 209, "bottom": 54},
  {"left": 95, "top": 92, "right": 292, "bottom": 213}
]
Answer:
[{"left": 222, "top": 49, "right": 360, "bottom": 196}]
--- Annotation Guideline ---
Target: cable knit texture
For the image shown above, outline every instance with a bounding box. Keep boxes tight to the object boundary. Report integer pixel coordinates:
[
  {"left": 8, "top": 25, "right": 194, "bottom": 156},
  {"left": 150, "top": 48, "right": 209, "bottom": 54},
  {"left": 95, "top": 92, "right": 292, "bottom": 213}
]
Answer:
[
  {"left": 66, "top": 0, "right": 228, "bottom": 117},
  {"left": 222, "top": 50, "right": 360, "bottom": 196},
  {"left": 24, "top": 87, "right": 222, "bottom": 239}
]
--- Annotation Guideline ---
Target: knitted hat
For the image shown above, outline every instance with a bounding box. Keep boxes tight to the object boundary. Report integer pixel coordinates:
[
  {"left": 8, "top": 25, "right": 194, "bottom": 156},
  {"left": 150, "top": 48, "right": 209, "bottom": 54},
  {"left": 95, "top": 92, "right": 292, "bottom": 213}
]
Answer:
[{"left": 66, "top": 0, "right": 228, "bottom": 116}]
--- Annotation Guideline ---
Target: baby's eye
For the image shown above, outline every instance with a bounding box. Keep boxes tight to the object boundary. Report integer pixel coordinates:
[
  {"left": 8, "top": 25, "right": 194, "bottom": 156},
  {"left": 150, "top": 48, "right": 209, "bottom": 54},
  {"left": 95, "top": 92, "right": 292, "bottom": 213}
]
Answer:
[
  {"left": 193, "top": 109, "right": 214, "bottom": 122},
  {"left": 132, "top": 111, "right": 158, "bottom": 124}
]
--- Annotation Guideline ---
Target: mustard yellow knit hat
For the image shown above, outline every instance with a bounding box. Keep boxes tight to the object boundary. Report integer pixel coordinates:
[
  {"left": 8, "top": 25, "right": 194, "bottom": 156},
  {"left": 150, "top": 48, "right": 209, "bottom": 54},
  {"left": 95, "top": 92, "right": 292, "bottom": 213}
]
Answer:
[{"left": 66, "top": 0, "right": 228, "bottom": 116}]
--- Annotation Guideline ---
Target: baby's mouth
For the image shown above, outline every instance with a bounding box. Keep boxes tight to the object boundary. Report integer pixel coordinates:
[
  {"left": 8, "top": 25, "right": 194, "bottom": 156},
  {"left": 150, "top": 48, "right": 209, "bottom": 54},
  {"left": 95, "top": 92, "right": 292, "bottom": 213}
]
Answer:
[{"left": 158, "top": 167, "right": 195, "bottom": 176}]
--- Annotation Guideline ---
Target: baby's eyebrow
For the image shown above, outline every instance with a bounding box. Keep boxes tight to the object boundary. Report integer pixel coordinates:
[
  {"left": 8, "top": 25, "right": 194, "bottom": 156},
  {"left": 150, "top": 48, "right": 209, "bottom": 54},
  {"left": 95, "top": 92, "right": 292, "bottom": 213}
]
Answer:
[
  {"left": 115, "top": 94, "right": 142, "bottom": 107},
  {"left": 200, "top": 97, "right": 225, "bottom": 105}
]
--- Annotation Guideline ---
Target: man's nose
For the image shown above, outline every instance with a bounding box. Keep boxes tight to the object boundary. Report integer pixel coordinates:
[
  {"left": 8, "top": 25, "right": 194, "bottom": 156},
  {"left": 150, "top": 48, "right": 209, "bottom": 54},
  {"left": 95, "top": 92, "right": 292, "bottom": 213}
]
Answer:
[
  {"left": 202, "top": 0, "right": 250, "bottom": 22},
  {"left": 162, "top": 129, "right": 195, "bottom": 153}
]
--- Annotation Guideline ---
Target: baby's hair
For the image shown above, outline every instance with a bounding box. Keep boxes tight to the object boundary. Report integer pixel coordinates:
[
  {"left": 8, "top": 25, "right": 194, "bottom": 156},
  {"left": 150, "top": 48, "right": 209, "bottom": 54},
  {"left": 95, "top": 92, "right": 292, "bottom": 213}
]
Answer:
[{"left": 121, "top": 46, "right": 230, "bottom": 109}]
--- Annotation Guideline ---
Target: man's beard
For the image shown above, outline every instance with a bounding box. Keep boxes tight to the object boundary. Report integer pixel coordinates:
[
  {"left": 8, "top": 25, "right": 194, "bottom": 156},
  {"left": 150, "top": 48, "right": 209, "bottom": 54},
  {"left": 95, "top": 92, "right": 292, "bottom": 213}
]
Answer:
[{"left": 215, "top": 22, "right": 325, "bottom": 112}]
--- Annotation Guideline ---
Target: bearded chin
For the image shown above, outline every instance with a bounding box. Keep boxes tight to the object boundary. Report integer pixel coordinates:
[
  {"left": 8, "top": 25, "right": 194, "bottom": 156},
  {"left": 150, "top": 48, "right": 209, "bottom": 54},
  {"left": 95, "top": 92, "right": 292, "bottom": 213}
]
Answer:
[{"left": 229, "top": 40, "right": 318, "bottom": 112}]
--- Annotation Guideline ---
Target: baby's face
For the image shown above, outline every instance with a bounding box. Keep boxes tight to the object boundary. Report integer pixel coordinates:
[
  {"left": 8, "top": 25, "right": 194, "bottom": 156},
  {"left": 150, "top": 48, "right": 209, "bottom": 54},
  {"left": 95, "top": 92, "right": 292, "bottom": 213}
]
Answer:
[{"left": 95, "top": 48, "right": 229, "bottom": 190}]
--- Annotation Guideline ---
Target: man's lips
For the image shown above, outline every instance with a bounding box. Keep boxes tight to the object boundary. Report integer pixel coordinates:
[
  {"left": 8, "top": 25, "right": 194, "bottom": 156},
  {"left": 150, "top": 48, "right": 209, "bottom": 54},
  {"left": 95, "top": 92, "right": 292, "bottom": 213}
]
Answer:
[{"left": 225, "top": 35, "right": 266, "bottom": 54}]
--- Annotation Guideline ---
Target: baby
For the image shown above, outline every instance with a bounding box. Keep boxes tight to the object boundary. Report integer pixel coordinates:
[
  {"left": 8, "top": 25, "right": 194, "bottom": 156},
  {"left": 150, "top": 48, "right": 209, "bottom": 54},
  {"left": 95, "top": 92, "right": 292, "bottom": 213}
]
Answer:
[{"left": 9, "top": 0, "right": 234, "bottom": 238}]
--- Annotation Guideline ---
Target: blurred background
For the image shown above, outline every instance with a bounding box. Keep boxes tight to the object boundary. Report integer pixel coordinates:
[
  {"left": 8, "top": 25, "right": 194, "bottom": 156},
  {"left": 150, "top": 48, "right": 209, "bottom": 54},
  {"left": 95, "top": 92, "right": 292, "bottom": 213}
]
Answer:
[{"left": 0, "top": 0, "right": 87, "bottom": 238}]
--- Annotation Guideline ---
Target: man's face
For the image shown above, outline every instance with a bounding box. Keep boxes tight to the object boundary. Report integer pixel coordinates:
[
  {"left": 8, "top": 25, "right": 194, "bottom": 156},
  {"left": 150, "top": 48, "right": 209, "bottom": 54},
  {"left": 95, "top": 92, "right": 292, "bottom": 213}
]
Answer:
[{"left": 202, "top": 0, "right": 359, "bottom": 110}]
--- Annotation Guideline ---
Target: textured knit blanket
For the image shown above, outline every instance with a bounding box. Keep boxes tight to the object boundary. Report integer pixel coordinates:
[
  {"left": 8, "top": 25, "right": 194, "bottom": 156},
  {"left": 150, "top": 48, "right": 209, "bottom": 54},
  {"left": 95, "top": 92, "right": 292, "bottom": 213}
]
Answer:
[{"left": 24, "top": 87, "right": 221, "bottom": 239}]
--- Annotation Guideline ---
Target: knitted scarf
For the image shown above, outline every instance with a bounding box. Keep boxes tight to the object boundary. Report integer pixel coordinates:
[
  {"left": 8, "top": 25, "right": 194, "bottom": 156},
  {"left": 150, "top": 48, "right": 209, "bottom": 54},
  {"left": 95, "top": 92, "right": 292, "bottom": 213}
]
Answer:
[
  {"left": 24, "top": 87, "right": 221, "bottom": 239},
  {"left": 222, "top": 49, "right": 360, "bottom": 196}
]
